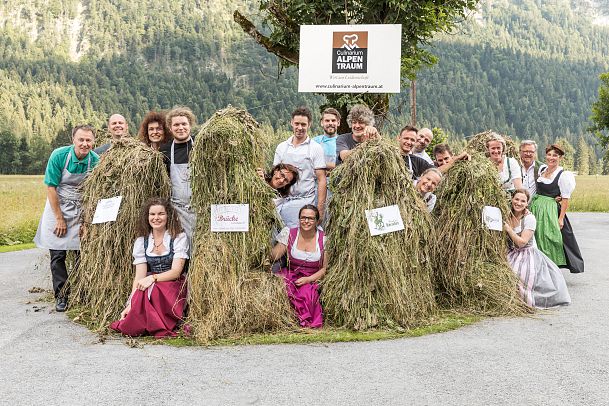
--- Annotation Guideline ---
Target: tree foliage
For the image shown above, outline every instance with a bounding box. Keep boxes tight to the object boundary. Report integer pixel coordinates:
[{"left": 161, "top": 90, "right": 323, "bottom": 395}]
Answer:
[{"left": 591, "top": 72, "right": 609, "bottom": 151}]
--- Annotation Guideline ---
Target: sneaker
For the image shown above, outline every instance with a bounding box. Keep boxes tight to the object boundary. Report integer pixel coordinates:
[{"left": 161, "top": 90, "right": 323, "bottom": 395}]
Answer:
[{"left": 55, "top": 297, "right": 68, "bottom": 312}]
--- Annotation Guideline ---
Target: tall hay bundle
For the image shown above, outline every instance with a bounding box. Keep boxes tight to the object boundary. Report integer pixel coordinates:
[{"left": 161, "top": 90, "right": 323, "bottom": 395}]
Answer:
[
  {"left": 188, "top": 106, "right": 294, "bottom": 342},
  {"left": 432, "top": 154, "right": 529, "bottom": 315},
  {"left": 467, "top": 130, "right": 518, "bottom": 157},
  {"left": 69, "top": 138, "right": 171, "bottom": 329},
  {"left": 321, "top": 139, "right": 436, "bottom": 330}
]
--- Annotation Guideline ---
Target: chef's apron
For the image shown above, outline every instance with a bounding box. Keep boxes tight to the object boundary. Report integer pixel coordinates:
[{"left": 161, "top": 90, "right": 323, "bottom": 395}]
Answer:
[
  {"left": 170, "top": 140, "right": 196, "bottom": 247},
  {"left": 34, "top": 151, "right": 90, "bottom": 250}
]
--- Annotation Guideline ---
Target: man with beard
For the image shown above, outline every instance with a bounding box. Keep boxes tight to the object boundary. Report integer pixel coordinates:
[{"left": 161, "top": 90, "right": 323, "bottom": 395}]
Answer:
[
  {"left": 313, "top": 108, "right": 341, "bottom": 173},
  {"left": 94, "top": 113, "right": 129, "bottom": 155}
]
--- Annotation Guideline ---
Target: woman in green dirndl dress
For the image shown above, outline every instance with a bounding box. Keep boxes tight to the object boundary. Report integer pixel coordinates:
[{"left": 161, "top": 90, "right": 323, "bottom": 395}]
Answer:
[{"left": 530, "top": 144, "right": 584, "bottom": 273}]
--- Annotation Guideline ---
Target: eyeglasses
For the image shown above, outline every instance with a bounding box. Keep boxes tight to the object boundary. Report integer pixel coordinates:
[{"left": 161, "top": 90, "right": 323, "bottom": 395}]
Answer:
[
  {"left": 277, "top": 170, "right": 292, "bottom": 183},
  {"left": 299, "top": 216, "right": 317, "bottom": 222}
]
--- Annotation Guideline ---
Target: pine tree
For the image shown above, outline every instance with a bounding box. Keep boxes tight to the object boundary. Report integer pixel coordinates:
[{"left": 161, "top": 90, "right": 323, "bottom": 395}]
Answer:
[{"left": 575, "top": 136, "right": 589, "bottom": 175}]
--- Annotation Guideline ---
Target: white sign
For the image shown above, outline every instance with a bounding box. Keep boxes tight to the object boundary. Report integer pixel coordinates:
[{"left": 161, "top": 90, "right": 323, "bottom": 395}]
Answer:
[
  {"left": 365, "top": 205, "right": 405, "bottom": 236},
  {"left": 298, "top": 24, "right": 402, "bottom": 93},
  {"left": 211, "top": 204, "right": 249, "bottom": 232},
  {"left": 482, "top": 206, "right": 503, "bottom": 231},
  {"left": 92, "top": 196, "right": 123, "bottom": 224}
]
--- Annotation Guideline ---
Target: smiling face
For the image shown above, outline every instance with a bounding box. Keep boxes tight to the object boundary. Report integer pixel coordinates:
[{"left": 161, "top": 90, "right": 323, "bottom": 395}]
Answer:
[
  {"left": 148, "top": 204, "right": 168, "bottom": 231},
  {"left": 170, "top": 115, "right": 191, "bottom": 143},
  {"left": 298, "top": 208, "right": 318, "bottom": 231},
  {"left": 350, "top": 119, "right": 369, "bottom": 139},
  {"left": 321, "top": 113, "right": 339, "bottom": 137},
  {"left": 290, "top": 115, "right": 310, "bottom": 142},
  {"left": 397, "top": 130, "right": 417, "bottom": 155},
  {"left": 519, "top": 144, "right": 536, "bottom": 167},
  {"left": 511, "top": 192, "right": 529, "bottom": 214},
  {"left": 415, "top": 130, "right": 433, "bottom": 153},
  {"left": 487, "top": 140, "right": 504, "bottom": 163},
  {"left": 72, "top": 128, "right": 95, "bottom": 159},
  {"left": 417, "top": 171, "right": 442, "bottom": 194},
  {"left": 270, "top": 167, "right": 295, "bottom": 189},
  {"left": 545, "top": 149, "right": 562, "bottom": 168},
  {"left": 435, "top": 151, "right": 453, "bottom": 167},
  {"left": 108, "top": 114, "right": 128, "bottom": 139},
  {"left": 147, "top": 121, "right": 165, "bottom": 145}
]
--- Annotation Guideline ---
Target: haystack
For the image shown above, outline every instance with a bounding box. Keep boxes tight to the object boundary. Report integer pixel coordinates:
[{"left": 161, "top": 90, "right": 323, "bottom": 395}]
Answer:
[
  {"left": 432, "top": 153, "right": 529, "bottom": 315},
  {"left": 187, "top": 106, "right": 294, "bottom": 342},
  {"left": 466, "top": 130, "right": 518, "bottom": 157},
  {"left": 321, "top": 139, "right": 436, "bottom": 330},
  {"left": 68, "top": 138, "right": 171, "bottom": 329}
]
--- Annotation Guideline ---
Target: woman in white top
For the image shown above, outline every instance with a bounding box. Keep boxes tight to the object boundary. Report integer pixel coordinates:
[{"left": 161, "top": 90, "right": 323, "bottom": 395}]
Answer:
[
  {"left": 504, "top": 189, "right": 571, "bottom": 308},
  {"left": 110, "top": 197, "right": 189, "bottom": 337},
  {"left": 486, "top": 133, "right": 522, "bottom": 193},
  {"left": 271, "top": 204, "right": 327, "bottom": 328},
  {"left": 530, "top": 144, "right": 584, "bottom": 273},
  {"left": 415, "top": 168, "right": 442, "bottom": 212}
]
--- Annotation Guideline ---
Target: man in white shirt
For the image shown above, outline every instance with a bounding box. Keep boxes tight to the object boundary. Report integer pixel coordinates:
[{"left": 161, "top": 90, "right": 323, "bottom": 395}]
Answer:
[
  {"left": 519, "top": 140, "right": 541, "bottom": 197},
  {"left": 273, "top": 107, "right": 327, "bottom": 227},
  {"left": 412, "top": 127, "right": 434, "bottom": 164}
]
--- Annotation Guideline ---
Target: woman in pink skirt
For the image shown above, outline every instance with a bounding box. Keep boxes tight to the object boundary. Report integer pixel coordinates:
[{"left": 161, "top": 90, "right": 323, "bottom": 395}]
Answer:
[
  {"left": 110, "top": 197, "right": 189, "bottom": 337},
  {"left": 271, "top": 205, "right": 327, "bottom": 328},
  {"left": 504, "top": 189, "right": 571, "bottom": 308}
]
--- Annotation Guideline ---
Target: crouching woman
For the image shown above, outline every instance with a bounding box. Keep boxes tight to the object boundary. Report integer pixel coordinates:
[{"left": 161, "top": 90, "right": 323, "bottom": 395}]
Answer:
[
  {"left": 271, "top": 205, "right": 326, "bottom": 328},
  {"left": 110, "top": 197, "right": 189, "bottom": 338}
]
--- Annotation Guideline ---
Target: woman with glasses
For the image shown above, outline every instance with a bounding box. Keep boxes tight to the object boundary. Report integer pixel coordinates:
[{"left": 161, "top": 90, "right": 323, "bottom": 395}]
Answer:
[
  {"left": 256, "top": 163, "right": 299, "bottom": 197},
  {"left": 270, "top": 204, "right": 326, "bottom": 328}
]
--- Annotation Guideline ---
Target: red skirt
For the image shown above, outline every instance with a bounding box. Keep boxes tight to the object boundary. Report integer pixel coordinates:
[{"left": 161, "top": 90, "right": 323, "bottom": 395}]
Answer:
[{"left": 110, "top": 277, "right": 187, "bottom": 338}]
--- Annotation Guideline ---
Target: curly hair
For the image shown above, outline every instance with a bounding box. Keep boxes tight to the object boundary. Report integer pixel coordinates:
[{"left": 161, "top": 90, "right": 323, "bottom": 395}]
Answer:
[
  {"left": 265, "top": 163, "right": 299, "bottom": 197},
  {"left": 485, "top": 132, "right": 506, "bottom": 154},
  {"left": 347, "top": 104, "right": 375, "bottom": 127},
  {"left": 166, "top": 106, "right": 196, "bottom": 129},
  {"left": 138, "top": 111, "right": 170, "bottom": 147},
  {"left": 137, "top": 197, "right": 183, "bottom": 238}
]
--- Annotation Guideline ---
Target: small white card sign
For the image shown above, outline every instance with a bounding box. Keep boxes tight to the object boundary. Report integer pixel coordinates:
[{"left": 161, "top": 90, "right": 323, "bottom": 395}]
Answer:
[
  {"left": 482, "top": 206, "right": 503, "bottom": 231},
  {"left": 365, "top": 204, "right": 405, "bottom": 236},
  {"left": 92, "top": 196, "right": 123, "bottom": 224},
  {"left": 211, "top": 204, "right": 249, "bottom": 232}
]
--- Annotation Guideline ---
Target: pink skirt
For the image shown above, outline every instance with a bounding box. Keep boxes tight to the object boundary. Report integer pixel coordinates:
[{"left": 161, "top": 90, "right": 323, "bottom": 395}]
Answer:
[
  {"left": 280, "top": 269, "right": 323, "bottom": 328},
  {"left": 110, "top": 277, "right": 187, "bottom": 338}
]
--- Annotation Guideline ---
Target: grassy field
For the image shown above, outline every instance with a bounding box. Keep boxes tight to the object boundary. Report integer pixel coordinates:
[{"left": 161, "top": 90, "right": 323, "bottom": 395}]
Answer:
[{"left": 1, "top": 174, "right": 607, "bottom": 250}]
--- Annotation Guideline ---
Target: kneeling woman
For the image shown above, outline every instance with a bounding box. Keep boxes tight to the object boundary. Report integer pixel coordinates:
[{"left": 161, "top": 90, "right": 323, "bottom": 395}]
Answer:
[
  {"left": 271, "top": 205, "right": 326, "bottom": 328},
  {"left": 504, "top": 189, "right": 571, "bottom": 308},
  {"left": 110, "top": 198, "right": 189, "bottom": 337}
]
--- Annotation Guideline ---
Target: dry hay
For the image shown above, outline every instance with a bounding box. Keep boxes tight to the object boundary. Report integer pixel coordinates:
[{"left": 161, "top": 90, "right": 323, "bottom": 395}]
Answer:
[
  {"left": 466, "top": 130, "right": 518, "bottom": 157},
  {"left": 432, "top": 153, "right": 530, "bottom": 315},
  {"left": 321, "top": 139, "right": 437, "bottom": 330},
  {"left": 187, "top": 106, "right": 294, "bottom": 343},
  {"left": 68, "top": 138, "right": 171, "bottom": 330}
]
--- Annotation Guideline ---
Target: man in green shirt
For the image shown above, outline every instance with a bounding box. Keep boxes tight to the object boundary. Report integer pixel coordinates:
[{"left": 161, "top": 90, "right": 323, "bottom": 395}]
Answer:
[{"left": 34, "top": 125, "right": 100, "bottom": 312}]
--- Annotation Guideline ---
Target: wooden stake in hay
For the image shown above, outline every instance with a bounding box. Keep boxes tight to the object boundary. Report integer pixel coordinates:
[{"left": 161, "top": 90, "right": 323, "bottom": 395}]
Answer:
[
  {"left": 432, "top": 153, "right": 530, "bottom": 315},
  {"left": 187, "top": 106, "right": 294, "bottom": 343},
  {"left": 321, "top": 139, "right": 436, "bottom": 330},
  {"left": 68, "top": 138, "right": 171, "bottom": 329},
  {"left": 466, "top": 130, "right": 518, "bottom": 157}
]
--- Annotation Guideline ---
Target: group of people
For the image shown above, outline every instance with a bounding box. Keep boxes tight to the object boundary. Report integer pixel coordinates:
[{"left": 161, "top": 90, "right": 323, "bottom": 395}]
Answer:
[{"left": 33, "top": 103, "right": 584, "bottom": 337}]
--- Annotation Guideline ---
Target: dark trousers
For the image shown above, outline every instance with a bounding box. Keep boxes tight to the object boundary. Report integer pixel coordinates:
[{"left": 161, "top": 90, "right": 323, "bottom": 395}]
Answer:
[{"left": 49, "top": 250, "right": 80, "bottom": 299}]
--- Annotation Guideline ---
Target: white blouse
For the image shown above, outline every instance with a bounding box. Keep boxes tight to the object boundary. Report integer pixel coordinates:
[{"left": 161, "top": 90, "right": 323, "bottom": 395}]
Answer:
[
  {"left": 513, "top": 213, "right": 537, "bottom": 248},
  {"left": 132, "top": 231, "right": 189, "bottom": 265},
  {"left": 537, "top": 165, "right": 576, "bottom": 198},
  {"left": 499, "top": 156, "right": 522, "bottom": 191},
  {"left": 276, "top": 227, "right": 326, "bottom": 262}
]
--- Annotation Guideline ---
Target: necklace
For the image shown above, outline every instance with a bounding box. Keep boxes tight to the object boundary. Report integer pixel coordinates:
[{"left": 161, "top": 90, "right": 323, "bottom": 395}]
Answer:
[{"left": 153, "top": 237, "right": 164, "bottom": 249}]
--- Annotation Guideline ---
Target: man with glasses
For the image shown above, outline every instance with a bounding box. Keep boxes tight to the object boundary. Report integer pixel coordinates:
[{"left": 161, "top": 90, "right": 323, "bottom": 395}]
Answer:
[{"left": 519, "top": 140, "right": 542, "bottom": 197}]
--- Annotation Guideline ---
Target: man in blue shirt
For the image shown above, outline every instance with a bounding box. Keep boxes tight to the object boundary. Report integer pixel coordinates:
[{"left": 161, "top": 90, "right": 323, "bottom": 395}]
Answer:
[{"left": 313, "top": 108, "right": 341, "bottom": 174}]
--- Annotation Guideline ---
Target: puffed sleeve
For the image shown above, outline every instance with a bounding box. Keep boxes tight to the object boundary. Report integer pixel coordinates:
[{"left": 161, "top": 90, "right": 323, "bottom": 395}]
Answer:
[
  {"left": 523, "top": 213, "right": 537, "bottom": 231},
  {"left": 132, "top": 236, "right": 147, "bottom": 265},
  {"left": 509, "top": 157, "right": 522, "bottom": 181},
  {"left": 276, "top": 227, "right": 290, "bottom": 246},
  {"left": 558, "top": 171, "right": 576, "bottom": 198},
  {"left": 172, "top": 232, "right": 190, "bottom": 259}
]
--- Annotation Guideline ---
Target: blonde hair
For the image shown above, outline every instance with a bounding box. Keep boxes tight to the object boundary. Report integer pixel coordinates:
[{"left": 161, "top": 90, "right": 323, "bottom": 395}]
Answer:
[
  {"left": 166, "top": 106, "right": 196, "bottom": 128},
  {"left": 485, "top": 132, "right": 506, "bottom": 154}
]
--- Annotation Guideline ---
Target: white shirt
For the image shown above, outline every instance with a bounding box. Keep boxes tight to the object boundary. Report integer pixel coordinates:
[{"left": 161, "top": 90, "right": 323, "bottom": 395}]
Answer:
[
  {"left": 273, "top": 136, "right": 326, "bottom": 198},
  {"left": 513, "top": 213, "right": 538, "bottom": 248},
  {"left": 413, "top": 150, "right": 434, "bottom": 165},
  {"left": 537, "top": 165, "right": 576, "bottom": 198},
  {"left": 521, "top": 162, "right": 538, "bottom": 196},
  {"left": 276, "top": 227, "right": 326, "bottom": 262},
  {"left": 499, "top": 156, "right": 522, "bottom": 191},
  {"left": 132, "top": 231, "right": 189, "bottom": 265}
]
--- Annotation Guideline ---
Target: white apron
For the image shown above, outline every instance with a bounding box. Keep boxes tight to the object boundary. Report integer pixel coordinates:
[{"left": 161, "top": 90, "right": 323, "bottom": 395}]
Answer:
[
  {"left": 276, "top": 141, "right": 317, "bottom": 228},
  {"left": 170, "top": 140, "right": 196, "bottom": 244},
  {"left": 34, "top": 151, "right": 91, "bottom": 250}
]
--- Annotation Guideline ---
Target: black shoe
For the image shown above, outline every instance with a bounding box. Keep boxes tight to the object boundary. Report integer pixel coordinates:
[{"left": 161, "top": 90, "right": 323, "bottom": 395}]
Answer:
[{"left": 55, "top": 297, "right": 68, "bottom": 312}]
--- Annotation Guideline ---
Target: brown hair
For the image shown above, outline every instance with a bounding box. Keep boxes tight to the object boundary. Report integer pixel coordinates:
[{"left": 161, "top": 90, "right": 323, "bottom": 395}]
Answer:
[
  {"left": 545, "top": 144, "right": 565, "bottom": 156},
  {"left": 138, "top": 111, "right": 169, "bottom": 147},
  {"left": 321, "top": 107, "right": 341, "bottom": 121},
  {"left": 137, "top": 197, "right": 183, "bottom": 238},
  {"left": 72, "top": 124, "right": 96, "bottom": 138},
  {"left": 166, "top": 106, "right": 196, "bottom": 129},
  {"left": 433, "top": 143, "right": 453, "bottom": 156},
  {"left": 399, "top": 125, "right": 418, "bottom": 136},
  {"left": 291, "top": 106, "right": 313, "bottom": 123},
  {"left": 511, "top": 188, "right": 531, "bottom": 213},
  {"left": 265, "top": 163, "right": 299, "bottom": 197},
  {"left": 298, "top": 204, "right": 320, "bottom": 220}
]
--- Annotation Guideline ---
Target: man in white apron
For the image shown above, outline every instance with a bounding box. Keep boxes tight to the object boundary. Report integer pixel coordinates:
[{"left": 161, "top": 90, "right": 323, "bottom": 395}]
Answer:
[
  {"left": 34, "top": 125, "right": 99, "bottom": 312},
  {"left": 273, "top": 107, "right": 326, "bottom": 228},
  {"left": 162, "top": 107, "right": 197, "bottom": 249}
]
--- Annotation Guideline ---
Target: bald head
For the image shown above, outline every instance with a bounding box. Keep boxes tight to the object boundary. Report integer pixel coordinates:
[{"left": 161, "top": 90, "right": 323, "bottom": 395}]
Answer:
[
  {"left": 108, "top": 114, "right": 128, "bottom": 139},
  {"left": 415, "top": 127, "right": 433, "bottom": 153}
]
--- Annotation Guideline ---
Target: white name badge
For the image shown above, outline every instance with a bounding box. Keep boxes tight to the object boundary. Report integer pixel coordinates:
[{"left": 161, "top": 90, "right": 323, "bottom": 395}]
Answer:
[
  {"left": 482, "top": 206, "right": 503, "bottom": 231},
  {"left": 92, "top": 196, "right": 123, "bottom": 224},
  {"left": 365, "top": 204, "right": 405, "bottom": 236},
  {"left": 211, "top": 204, "right": 249, "bottom": 232}
]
